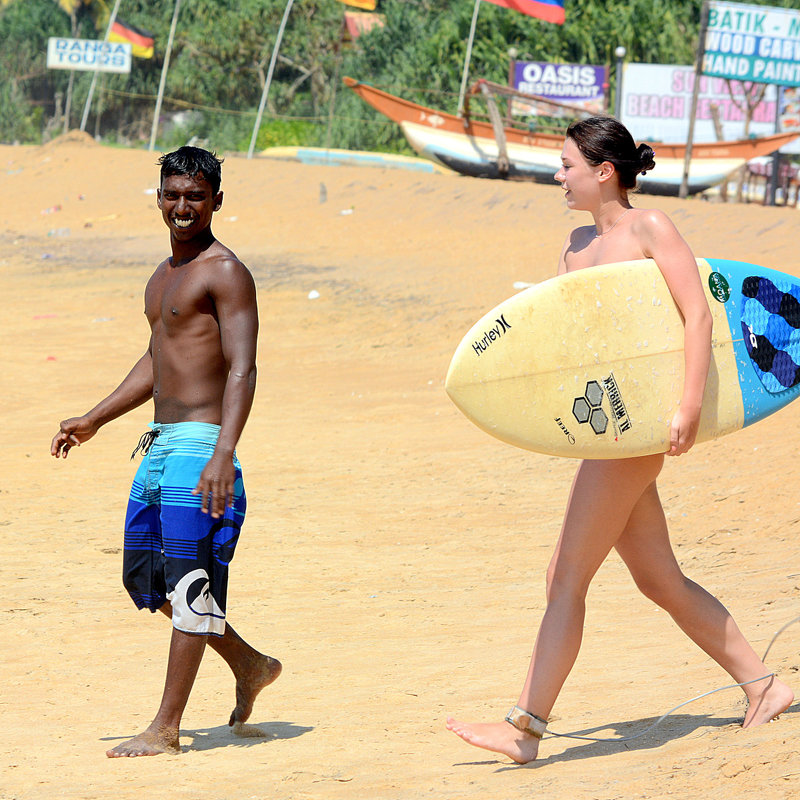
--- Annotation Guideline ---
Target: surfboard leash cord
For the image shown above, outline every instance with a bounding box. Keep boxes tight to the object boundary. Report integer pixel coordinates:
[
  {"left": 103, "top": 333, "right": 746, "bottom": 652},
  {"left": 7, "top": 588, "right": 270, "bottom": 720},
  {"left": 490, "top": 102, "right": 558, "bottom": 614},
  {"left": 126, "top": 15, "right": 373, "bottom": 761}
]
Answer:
[{"left": 543, "top": 613, "right": 800, "bottom": 744}]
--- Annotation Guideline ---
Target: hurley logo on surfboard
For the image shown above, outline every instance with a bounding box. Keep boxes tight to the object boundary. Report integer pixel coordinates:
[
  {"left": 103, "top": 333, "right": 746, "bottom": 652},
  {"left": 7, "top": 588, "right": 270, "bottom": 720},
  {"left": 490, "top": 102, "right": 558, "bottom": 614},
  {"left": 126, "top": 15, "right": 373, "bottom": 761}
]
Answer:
[{"left": 471, "top": 314, "right": 511, "bottom": 356}]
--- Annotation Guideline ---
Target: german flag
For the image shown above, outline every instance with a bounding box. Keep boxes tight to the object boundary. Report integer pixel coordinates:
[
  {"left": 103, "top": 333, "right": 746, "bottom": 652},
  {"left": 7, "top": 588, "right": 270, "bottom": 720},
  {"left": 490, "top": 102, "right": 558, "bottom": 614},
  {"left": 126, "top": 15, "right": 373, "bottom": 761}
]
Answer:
[{"left": 108, "top": 18, "right": 155, "bottom": 59}]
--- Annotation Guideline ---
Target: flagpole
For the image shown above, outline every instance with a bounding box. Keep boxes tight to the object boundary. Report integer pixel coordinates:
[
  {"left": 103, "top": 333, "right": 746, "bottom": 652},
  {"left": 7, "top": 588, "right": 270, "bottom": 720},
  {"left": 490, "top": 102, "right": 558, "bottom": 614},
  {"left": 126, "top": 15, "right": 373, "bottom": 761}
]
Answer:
[
  {"left": 63, "top": 12, "right": 79, "bottom": 134},
  {"left": 80, "top": 0, "right": 122, "bottom": 132},
  {"left": 149, "top": 0, "right": 183, "bottom": 152},
  {"left": 457, "top": 0, "right": 482, "bottom": 116},
  {"left": 248, "top": 0, "right": 295, "bottom": 159}
]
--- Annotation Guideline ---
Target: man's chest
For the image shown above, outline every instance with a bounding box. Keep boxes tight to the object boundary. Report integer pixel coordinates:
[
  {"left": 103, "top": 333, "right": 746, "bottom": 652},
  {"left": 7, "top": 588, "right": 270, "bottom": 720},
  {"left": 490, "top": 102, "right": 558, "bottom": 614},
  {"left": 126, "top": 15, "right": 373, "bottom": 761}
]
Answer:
[{"left": 145, "top": 265, "right": 214, "bottom": 328}]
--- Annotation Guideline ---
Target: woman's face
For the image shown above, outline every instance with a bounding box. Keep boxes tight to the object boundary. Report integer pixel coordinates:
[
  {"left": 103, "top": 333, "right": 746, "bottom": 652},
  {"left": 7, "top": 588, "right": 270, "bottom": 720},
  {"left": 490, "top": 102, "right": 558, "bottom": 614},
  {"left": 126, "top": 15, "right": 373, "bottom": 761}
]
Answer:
[{"left": 554, "top": 137, "right": 604, "bottom": 210}]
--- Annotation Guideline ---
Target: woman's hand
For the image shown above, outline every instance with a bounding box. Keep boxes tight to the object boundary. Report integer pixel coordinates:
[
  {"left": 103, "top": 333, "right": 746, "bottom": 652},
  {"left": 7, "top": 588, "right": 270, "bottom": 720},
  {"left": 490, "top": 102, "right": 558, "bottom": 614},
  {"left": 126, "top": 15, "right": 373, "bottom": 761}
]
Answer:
[{"left": 668, "top": 404, "right": 701, "bottom": 456}]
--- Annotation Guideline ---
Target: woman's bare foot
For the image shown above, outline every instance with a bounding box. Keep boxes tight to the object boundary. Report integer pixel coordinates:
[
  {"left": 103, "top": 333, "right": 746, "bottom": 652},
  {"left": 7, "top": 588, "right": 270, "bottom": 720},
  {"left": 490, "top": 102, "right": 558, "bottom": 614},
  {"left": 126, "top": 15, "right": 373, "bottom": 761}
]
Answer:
[
  {"left": 228, "top": 652, "right": 282, "bottom": 727},
  {"left": 742, "top": 676, "right": 794, "bottom": 728},
  {"left": 106, "top": 725, "right": 181, "bottom": 758},
  {"left": 446, "top": 718, "right": 540, "bottom": 764}
]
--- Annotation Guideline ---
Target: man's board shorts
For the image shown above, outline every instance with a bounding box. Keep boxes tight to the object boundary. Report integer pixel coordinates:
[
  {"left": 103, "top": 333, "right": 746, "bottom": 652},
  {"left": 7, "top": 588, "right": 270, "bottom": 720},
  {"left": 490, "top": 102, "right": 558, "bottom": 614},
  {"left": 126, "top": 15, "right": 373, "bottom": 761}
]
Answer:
[{"left": 123, "top": 422, "right": 246, "bottom": 636}]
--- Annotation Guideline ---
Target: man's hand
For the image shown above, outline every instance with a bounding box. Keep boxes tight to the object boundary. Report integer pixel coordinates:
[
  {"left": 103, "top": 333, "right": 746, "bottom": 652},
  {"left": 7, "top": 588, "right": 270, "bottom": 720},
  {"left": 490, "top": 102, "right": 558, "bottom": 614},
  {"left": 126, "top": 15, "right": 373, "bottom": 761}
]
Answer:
[
  {"left": 51, "top": 416, "right": 99, "bottom": 459},
  {"left": 193, "top": 452, "right": 236, "bottom": 518}
]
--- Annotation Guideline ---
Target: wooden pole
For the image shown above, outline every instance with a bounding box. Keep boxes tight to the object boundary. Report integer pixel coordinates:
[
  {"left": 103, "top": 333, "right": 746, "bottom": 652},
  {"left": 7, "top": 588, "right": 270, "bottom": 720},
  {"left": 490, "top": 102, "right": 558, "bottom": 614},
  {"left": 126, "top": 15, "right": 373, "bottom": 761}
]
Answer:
[
  {"left": 457, "top": 0, "right": 482, "bottom": 116},
  {"left": 679, "top": 0, "right": 710, "bottom": 199},
  {"left": 709, "top": 101, "right": 728, "bottom": 202},
  {"left": 248, "top": 0, "right": 295, "bottom": 159},
  {"left": 63, "top": 71, "right": 75, "bottom": 135},
  {"left": 62, "top": 13, "right": 78, "bottom": 134},
  {"left": 149, "top": 0, "right": 183, "bottom": 152},
  {"left": 79, "top": 0, "right": 122, "bottom": 132},
  {"left": 766, "top": 86, "right": 783, "bottom": 206}
]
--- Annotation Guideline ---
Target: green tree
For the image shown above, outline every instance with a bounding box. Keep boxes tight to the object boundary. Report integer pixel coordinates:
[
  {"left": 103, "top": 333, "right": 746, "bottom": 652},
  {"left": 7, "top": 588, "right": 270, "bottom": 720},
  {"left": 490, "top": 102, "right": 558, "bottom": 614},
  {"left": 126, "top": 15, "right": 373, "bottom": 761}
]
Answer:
[
  {"left": 333, "top": 0, "right": 800, "bottom": 152},
  {"left": 95, "top": 0, "right": 346, "bottom": 148},
  {"left": 3, "top": 0, "right": 800, "bottom": 151},
  {"left": 330, "top": 0, "right": 704, "bottom": 151},
  {"left": 0, "top": 0, "right": 74, "bottom": 141}
]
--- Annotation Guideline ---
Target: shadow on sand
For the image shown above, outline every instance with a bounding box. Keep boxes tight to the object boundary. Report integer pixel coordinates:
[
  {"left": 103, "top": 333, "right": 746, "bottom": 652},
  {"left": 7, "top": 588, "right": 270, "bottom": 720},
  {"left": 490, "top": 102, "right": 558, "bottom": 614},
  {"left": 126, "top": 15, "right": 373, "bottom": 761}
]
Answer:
[
  {"left": 452, "top": 702, "right": 799, "bottom": 771},
  {"left": 101, "top": 720, "right": 313, "bottom": 754}
]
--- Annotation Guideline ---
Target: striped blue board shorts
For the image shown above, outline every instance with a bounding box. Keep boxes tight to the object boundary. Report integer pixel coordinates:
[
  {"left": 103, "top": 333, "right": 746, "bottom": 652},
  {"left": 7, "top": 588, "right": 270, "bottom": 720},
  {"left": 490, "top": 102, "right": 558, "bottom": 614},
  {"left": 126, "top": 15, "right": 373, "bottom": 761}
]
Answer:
[{"left": 123, "top": 422, "right": 246, "bottom": 636}]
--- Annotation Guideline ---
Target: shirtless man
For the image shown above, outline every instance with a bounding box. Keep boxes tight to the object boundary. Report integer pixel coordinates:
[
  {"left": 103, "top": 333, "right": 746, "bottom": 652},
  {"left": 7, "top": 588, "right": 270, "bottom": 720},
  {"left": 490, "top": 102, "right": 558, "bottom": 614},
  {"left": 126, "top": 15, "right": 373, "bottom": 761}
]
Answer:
[{"left": 51, "top": 146, "right": 281, "bottom": 757}]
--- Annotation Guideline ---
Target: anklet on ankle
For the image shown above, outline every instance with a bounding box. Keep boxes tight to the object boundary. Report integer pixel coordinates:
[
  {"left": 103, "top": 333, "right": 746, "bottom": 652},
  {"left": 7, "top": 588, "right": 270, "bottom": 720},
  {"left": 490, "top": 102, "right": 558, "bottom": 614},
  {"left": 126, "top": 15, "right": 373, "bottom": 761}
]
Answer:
[{"left": 505, "top": 706, "right": 547, "bottom": 738}]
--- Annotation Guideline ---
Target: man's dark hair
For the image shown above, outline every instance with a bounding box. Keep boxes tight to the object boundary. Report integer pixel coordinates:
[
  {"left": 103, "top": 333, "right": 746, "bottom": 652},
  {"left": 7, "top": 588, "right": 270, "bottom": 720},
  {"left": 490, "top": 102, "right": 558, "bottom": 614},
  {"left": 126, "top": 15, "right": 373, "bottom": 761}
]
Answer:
[{"left": 158, "top": 146, "right": 224, "bottom": 195}]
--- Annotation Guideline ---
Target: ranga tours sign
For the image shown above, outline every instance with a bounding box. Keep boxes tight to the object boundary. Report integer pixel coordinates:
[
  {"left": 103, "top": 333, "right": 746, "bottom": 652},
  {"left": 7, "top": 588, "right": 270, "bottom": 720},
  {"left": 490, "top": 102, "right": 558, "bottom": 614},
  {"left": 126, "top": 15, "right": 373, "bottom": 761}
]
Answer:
[
  {"left": 47, "top": 37, "right": 132, "bottom": 74},
  {"left": 703, "top": 1, "right": 800, "bottom": 87}
]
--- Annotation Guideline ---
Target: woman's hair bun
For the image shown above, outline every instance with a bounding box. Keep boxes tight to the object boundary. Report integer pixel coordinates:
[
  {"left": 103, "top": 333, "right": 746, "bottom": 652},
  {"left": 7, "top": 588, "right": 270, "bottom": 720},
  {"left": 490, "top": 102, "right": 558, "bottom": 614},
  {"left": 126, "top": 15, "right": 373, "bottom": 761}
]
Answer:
[{"left": 637, "top": 143, "right": 656, "bottom": 175}]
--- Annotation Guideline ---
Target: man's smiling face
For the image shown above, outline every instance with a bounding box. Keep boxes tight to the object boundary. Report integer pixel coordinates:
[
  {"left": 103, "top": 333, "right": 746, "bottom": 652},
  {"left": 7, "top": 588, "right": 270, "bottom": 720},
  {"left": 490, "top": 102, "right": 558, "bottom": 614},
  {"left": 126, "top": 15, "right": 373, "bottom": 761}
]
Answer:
[{"left": 157, "top": 172, "right": 222, "bottom": 240}]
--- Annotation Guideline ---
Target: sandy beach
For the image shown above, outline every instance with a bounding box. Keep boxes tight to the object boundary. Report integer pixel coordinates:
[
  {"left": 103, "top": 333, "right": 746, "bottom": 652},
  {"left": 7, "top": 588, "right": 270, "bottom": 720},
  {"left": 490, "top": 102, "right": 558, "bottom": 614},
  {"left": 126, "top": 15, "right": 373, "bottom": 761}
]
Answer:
[{"left": 2, "top": 133, "right": 799, "bottom": 799}]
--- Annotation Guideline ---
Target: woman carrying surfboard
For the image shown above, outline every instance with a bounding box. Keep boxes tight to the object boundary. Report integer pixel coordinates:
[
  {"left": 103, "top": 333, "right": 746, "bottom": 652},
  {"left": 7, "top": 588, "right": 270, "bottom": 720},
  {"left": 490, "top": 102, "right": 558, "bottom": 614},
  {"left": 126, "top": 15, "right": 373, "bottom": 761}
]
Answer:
[{"left": 446, "top": 116, "right": 794, "bottom": 764}]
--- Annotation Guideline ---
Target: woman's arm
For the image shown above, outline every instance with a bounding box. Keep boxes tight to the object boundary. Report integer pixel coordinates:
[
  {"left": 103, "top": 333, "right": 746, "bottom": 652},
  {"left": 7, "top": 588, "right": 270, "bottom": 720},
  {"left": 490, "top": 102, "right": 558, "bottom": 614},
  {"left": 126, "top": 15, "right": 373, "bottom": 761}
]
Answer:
[{"left": 637, "top": 209, "right": 712, "bottom": 455}]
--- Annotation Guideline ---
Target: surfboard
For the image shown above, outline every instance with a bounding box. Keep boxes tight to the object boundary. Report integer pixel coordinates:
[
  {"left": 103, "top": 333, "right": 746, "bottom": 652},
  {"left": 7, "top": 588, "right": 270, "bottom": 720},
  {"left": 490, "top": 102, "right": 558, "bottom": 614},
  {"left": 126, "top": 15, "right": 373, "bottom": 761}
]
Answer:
[
  {"left": 445, "top": 258, "right": 800, "bottom": 458},
  {"left": 260, "top": 146, "right": 450, "bottom": 174}
]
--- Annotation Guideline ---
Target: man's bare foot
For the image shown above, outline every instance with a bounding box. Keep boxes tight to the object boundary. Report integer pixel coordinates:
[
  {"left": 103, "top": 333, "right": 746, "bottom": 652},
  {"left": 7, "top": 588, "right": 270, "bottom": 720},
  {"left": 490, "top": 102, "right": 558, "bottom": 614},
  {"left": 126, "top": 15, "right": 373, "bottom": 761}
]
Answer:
[
  {"left": 742, "top": 676, "right": 794, "bottom": 728},
  {"left": 446, "top": 717, "right": 540, "bottom": 764},
  {"left": 228, "top": 652, "right": 282, "bottom": 727},
  {"left": 106, "top": 726, "right": 181, "bottom": 758}
]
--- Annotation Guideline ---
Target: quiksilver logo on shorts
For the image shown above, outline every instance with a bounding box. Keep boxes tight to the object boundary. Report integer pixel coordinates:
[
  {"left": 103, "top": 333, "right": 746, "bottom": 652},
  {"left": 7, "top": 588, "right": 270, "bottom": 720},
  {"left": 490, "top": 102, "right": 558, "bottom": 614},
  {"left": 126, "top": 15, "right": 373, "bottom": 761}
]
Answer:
[{"left": 472, "top": 314, "right": 511, "bottom": 356}]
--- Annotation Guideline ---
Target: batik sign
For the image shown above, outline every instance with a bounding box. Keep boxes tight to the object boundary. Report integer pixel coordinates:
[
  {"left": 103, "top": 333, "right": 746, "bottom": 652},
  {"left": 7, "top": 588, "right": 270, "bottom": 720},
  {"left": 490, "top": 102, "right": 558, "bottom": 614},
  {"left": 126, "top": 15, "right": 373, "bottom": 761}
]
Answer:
[{"left": 703, "top": 1, "right": 800, "bottom": 87}]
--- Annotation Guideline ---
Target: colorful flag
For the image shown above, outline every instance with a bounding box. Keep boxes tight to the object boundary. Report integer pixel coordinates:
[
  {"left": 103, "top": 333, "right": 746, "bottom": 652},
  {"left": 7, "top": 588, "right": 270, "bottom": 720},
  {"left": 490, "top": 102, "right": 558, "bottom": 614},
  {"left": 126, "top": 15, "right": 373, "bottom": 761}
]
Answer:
[
  {"left": 343, "top": 11, "right": 385, "bottom": 41},
  {"left": 483, "top": 0, "right": 565, "bottom": 25},
  {"left": 108, "top": 18, "right": 155, "bottom": 59},
  {"left": 337, "top": 0, "right": 377, "bottom": 10},
  {"left": 54, "top": 0, "right": 106, "bottom": 21},
  {"left": 55, "top": 0, "right": 94, "bottom": 13}
]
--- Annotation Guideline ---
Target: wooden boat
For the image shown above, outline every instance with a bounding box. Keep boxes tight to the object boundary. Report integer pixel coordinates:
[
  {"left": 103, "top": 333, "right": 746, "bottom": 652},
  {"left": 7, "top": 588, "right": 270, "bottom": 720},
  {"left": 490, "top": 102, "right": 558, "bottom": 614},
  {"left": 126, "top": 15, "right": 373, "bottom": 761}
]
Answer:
[{"left": 344, "top": 76, "right": 800, "bottom": 195}]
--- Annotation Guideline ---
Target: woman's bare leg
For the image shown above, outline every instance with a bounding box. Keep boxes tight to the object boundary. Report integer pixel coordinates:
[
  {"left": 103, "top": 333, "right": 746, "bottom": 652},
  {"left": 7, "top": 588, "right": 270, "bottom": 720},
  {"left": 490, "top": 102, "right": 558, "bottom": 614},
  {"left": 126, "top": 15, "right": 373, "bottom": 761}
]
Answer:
[
  {"left": 447, "top": 455, "right": 664, "bottom": 762},
  {"left": 614, "top": 483, "right": 794, "bottom": 727}
]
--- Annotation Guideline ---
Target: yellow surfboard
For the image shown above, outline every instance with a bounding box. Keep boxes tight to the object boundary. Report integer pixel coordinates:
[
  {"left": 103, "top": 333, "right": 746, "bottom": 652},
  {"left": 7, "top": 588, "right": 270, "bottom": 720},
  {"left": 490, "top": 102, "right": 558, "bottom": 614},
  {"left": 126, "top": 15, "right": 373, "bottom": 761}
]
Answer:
[{"left": 446, "top": 258, "right": 800, "bottom": 458}]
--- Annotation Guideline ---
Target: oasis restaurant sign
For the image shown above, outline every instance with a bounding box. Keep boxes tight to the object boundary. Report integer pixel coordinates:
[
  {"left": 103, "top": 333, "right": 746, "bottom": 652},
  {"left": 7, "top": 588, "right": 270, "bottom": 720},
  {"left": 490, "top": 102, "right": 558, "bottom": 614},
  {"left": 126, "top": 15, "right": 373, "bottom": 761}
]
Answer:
[
  {"left": 47, "top": 37, "right": 132, "bottom": 74},
  {"left": 512, "top": 61, "right": 606, "bottom": 117},
  {"left": 703, "top": 0, "right": 800, "bottom": 87}
]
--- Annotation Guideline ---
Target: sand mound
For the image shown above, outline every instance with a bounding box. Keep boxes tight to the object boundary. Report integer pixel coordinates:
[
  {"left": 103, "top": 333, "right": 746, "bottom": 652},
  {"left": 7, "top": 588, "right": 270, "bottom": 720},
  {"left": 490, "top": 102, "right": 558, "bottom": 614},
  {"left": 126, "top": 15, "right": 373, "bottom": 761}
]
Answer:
[{"left": 43, "top": 129, "right": 99, "bottom": 149}]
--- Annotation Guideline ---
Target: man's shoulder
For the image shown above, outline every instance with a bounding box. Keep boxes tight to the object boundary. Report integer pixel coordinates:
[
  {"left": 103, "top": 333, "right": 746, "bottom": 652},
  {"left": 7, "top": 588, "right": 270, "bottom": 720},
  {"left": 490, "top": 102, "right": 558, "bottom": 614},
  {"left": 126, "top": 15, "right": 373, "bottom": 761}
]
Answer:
[
  {"left": 200, "top": 243, "right": 256, "bottom": 299},
  {"left": 145, "top": 257, "right": 171, "bottom": 285},
  {"left": 197, "top": 242, "right": 249, "bottom": 276}
]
